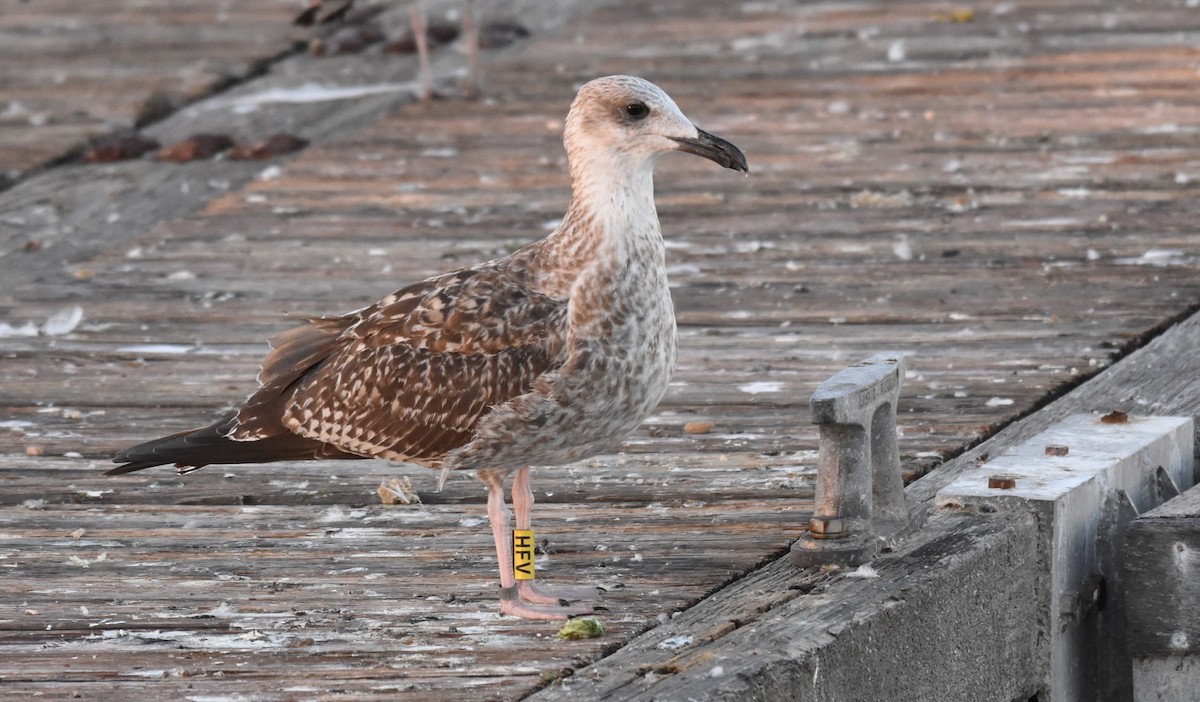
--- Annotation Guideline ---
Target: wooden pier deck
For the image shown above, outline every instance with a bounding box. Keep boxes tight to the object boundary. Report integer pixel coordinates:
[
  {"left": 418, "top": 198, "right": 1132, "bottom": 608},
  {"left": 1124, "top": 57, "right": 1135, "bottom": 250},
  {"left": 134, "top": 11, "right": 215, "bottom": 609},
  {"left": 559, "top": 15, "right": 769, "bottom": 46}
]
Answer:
[
  {"left": 0, "top": 0, "right": 305, "bottom": 181},
  {"left": 3, "top": 0, "right": 1200, "bottom": 699}
]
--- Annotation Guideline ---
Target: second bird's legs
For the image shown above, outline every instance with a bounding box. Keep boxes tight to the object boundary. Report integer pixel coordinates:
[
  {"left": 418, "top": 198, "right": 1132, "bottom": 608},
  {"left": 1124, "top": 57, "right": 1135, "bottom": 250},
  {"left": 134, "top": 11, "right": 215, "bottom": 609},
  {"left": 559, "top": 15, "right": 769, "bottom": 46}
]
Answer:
[{"left": 480, "top": 467, "right": 597, "bottom": 620}]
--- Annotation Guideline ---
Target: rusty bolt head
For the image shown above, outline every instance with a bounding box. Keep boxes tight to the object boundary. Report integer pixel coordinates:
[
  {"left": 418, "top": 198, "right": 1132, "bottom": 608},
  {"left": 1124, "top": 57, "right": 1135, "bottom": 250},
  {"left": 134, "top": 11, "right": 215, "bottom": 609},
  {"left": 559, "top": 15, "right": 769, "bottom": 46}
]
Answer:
[
  {"left": 808, "top": 516, "right": 845, "bottom": 539},
  {"left": 1099, "top": 410, "right": 1129, "bottom": 424},
  {"left": 988, "top": 475, "right": 1017, "bottom": 490}
]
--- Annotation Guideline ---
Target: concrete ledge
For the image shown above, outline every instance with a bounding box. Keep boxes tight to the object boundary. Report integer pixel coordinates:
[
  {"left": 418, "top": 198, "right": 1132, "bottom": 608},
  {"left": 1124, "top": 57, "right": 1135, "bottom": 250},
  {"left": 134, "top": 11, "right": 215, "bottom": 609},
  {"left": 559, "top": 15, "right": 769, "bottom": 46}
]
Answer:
[
  {"left": 937, "top": 414, "right": 1194, "bottom": 700},
  {"left": 1125, "top": 483, "right": 1200, "bottom": 701},
  {"left": 1131, "top": 657, "right": 1200, "bottom": 702}
]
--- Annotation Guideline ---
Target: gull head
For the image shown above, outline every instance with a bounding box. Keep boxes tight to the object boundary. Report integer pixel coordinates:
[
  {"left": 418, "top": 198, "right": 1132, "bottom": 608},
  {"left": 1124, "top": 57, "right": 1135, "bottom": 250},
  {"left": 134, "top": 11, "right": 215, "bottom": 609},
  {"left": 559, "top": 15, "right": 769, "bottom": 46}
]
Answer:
[{"left": 564, "top": 75, "right": 748, "bottom": 176}]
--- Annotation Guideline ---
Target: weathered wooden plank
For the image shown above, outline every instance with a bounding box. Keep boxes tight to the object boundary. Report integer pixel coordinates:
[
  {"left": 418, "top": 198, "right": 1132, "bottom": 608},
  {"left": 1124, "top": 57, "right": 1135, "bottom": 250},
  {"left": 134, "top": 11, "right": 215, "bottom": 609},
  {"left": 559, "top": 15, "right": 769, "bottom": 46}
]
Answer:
[
  {"left": 0, "top": 0, "right": 305, "bottom": 176},
  {"left": 1, "top": 490, "right": 805, "bottom": 699}
]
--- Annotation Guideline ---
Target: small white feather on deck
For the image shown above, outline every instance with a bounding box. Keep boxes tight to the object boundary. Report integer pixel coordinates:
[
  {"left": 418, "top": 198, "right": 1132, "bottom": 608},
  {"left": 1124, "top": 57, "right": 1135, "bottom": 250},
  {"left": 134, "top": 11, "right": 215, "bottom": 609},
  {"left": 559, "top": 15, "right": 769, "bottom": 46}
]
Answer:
[{"left": 111, "top": 75, "right": 748, "bottom": 620}]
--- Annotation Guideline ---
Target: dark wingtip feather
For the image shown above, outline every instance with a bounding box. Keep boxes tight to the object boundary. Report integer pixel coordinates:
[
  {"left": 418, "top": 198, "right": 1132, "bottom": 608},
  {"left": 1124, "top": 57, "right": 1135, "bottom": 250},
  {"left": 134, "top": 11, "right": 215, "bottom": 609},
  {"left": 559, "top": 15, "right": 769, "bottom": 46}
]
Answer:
[
  {"left": 106, "top": 416, "right": 235, "bottom": 477},
  {"left": 105, "top": 460, "right": 170, "bottom": 476},
  {"left": 105, "top": 411, "right": 365, "bottom": 477}
]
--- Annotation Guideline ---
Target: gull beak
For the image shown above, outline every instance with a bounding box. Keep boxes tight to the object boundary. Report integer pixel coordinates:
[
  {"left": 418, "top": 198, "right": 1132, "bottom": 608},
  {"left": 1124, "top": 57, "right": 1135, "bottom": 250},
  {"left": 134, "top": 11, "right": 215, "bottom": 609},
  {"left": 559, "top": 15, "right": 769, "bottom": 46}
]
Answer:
[{"left": 670, "top": 127, "right": 749, "bottom": 174}]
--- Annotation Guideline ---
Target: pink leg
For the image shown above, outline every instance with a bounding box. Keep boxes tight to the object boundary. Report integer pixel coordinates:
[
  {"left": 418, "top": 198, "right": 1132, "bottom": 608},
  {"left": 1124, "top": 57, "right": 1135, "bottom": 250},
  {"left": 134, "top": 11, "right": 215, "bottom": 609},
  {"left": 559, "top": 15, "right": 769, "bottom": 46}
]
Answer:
[
  {"left": 479, "top": 469, "right": 594, "bottom": 620},
  {"left": 511, "top": 466, "right": 602, "bottom": 604},
  {"left": 411, "top": 1, "right": 433, "bottom": 102}
]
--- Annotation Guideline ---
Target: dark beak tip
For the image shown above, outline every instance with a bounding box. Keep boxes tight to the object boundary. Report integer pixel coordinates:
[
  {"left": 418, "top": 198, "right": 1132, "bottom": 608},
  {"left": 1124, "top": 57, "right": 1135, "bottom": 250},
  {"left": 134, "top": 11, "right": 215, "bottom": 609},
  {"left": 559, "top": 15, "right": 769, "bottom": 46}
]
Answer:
[
  {"left": 673, "top": 129, "right": 749, "bottom": 175},
  {"left": 717, "top": 146, "right": 749, "bottom": 175}
]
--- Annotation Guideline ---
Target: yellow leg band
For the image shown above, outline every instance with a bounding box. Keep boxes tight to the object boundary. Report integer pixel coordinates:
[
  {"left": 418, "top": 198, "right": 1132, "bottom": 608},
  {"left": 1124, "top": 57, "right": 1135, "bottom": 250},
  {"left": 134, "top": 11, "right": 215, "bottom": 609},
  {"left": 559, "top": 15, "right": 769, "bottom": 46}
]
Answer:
[{"left": 512, "top": 529, "right": 535, "bottom": 580}]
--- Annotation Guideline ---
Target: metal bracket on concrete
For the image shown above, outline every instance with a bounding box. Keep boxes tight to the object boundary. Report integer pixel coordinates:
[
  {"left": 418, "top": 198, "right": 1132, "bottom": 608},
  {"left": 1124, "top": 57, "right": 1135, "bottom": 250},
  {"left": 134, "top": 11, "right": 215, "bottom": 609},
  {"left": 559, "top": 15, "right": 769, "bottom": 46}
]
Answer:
[{"left": 791, "top": 352, "right": 924, "bottom": 568}]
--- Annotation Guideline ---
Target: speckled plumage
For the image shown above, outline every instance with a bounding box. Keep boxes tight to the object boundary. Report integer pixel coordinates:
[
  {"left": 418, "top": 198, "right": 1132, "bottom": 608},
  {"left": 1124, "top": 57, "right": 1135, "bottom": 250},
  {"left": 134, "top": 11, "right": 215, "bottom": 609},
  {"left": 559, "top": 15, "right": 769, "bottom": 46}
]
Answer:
[
  {"left": 112, "top": 76, "right": 741, "bottom": 480},
  {"left": 110, "top": 75, "right": 747, "bottom": 619}
]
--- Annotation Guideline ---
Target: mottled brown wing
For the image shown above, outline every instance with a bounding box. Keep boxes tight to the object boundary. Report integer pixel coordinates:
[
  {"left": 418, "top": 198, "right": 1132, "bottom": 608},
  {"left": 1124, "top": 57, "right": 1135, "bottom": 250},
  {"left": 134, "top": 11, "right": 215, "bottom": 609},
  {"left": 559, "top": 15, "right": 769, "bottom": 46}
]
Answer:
[
  {"left": 231, "top": 313, "right": 353, "bottom": 442},
  {"left": 271, "top": 266, "right": 568, "bottom": 465}
]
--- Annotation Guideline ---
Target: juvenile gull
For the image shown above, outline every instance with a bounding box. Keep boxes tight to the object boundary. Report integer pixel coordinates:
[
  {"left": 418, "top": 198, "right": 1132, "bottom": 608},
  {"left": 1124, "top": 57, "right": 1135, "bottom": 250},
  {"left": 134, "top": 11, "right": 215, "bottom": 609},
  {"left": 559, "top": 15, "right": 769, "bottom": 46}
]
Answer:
[{"left": 109, "top": 75, "right": 748, "bottom": 620}]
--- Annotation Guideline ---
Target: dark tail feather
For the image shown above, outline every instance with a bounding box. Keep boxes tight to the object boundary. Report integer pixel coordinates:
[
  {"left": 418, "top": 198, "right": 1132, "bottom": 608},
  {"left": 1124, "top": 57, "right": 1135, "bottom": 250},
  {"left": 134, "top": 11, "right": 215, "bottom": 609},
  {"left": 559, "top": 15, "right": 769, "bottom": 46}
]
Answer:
[{"left": 108, "top": 413, "right": 363, "bottom": 475}]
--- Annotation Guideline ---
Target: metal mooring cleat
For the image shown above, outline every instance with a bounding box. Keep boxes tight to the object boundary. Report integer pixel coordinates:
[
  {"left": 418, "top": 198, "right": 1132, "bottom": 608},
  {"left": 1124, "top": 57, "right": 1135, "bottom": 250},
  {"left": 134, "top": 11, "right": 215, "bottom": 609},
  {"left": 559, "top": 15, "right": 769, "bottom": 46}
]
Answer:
[{"left": 790, "top": 352, "right": 924, "bottom": 568}]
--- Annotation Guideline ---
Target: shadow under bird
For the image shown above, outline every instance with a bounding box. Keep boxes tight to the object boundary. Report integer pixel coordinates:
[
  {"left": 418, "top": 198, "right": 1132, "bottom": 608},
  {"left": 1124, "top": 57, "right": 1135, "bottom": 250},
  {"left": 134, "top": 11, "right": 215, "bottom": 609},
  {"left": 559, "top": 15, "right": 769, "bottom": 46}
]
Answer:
[{"left": 109, "top": 75, "right": 748, "bottom": 620}]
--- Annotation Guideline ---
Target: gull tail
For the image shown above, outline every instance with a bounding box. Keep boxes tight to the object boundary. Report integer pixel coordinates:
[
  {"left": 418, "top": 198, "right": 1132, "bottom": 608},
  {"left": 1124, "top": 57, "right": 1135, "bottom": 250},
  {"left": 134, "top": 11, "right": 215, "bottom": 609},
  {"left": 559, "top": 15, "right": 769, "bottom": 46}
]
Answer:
[
  {"left": 109, "top": 312, "right": 361, "bottom": 476},
  {"left": 108, "top": 413, "right": 363, "bottom": 475}
]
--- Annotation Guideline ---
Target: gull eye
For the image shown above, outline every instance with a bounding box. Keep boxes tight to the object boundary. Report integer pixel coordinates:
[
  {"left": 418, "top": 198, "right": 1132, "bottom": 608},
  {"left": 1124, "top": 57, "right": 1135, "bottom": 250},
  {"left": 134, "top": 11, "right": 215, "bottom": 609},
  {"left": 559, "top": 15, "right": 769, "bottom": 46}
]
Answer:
[{"left": 624, "top": 101, "right": 650, "bottom": 120}]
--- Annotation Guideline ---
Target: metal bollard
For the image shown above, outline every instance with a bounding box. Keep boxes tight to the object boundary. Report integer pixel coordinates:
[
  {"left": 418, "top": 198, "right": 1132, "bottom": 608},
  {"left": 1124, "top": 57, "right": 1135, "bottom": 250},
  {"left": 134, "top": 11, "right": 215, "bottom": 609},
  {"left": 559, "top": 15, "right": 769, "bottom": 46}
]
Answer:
[{"left": 790, "top": 352, "right": 924, "bottom": 568}]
